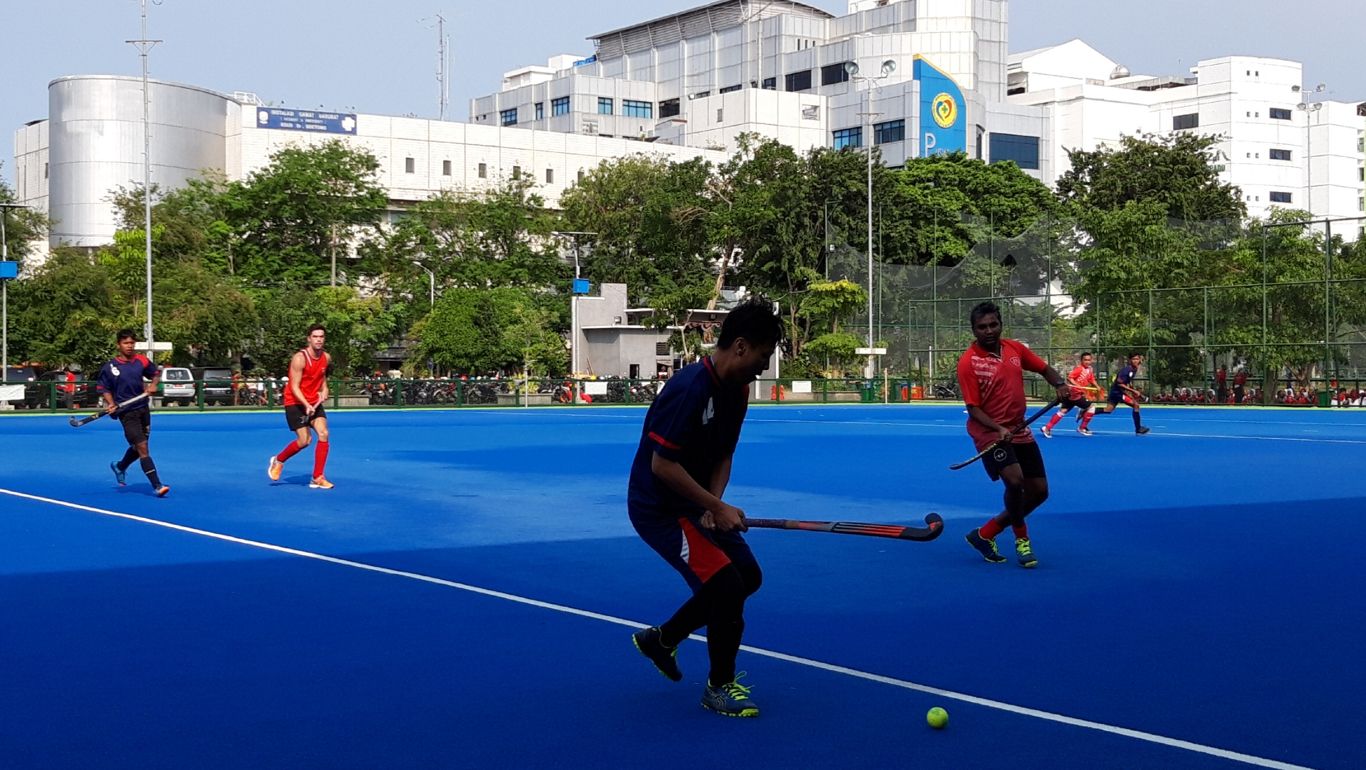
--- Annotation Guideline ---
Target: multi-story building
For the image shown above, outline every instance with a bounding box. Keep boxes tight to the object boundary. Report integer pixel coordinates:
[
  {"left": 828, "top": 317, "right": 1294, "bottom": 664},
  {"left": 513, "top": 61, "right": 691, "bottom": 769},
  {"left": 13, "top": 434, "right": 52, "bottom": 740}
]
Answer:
[
  {"left": 470, "top": 0, "right": 1044, "bottom": 176},
  {"left": 1007, "top": 39, "right": 1366, "bottom": 236},
  {"left": 11, "top": 75, "right": 724, "bottom": 251}
]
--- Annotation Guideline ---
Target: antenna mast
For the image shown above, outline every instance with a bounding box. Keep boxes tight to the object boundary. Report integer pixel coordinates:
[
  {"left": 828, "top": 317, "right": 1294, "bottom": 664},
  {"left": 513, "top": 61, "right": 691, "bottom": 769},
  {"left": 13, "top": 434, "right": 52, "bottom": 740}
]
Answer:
[{"left": 436, "top": 13, "right": 450, "bottom": 120}]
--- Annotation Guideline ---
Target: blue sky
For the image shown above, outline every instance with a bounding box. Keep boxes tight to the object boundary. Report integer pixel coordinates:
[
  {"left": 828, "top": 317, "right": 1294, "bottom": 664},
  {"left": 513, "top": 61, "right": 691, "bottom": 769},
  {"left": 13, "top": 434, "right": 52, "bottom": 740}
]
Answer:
[{"left": 3, "top": 0, "right": 1362, "bottom": 185}]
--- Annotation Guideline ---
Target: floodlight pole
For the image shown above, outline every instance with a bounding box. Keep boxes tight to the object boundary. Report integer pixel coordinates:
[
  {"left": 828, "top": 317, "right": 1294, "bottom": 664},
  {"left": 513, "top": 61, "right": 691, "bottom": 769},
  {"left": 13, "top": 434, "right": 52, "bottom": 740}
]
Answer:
[
  {"left": 128, "top": 0, "right": 161, "bottom": 355},
  {"left": 847, "top": 58, "right": 896, "bottom": 378}
]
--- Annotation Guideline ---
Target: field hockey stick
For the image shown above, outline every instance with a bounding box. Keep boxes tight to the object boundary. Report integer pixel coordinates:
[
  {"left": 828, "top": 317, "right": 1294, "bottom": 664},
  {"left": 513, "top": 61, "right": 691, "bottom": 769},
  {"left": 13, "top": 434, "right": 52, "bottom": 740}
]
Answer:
[
  {"left": 69, "top": 392, "right": 149, "bottom": 428},
  {"left": 745, "top": 512, "right": 943, "bottom": 542},
  {"left": 948, "top": 398, "right": 1060, "bottom": 471}
]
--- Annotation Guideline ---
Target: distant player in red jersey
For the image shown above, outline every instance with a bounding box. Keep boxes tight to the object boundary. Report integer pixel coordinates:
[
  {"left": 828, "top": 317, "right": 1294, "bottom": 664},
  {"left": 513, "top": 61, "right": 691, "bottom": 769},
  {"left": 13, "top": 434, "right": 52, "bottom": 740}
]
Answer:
[
  {"left": 1041, "top": 351, "right": 1100, "bottom": 437},
  {"left": 956, "top": 302, "right": 1070, "bottom": 568},
  {"left": 267, "top": 324, "right": 334, "bottom": 489}
]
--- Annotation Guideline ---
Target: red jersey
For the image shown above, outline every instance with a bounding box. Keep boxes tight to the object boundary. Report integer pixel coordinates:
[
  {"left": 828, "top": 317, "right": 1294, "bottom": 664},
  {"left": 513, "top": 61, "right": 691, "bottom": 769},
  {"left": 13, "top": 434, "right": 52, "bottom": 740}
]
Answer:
[
  {"left": 1068, "top": 364, "right": 1097, "bottom": 400},
  {"left": 283, "top": 349, "right": 329, "bottom": 407},
  {"left": 956, "top": 338, "right": 1050, "bottom": 450}
]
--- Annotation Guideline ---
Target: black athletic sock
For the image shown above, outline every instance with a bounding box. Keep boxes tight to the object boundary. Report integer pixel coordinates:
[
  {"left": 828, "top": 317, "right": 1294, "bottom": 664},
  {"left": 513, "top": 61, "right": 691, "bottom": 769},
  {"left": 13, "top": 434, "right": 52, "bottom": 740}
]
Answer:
[
  {"left": 139, "top": 456, "right": 163, "bottom": 488},
  {"left": 701, "top": 567, "right": 748, "bottom": 686},
  {"left": 1132, "top": 410, "right": 1142, "bottom": 430},
  {"left": 117, "top": 447, "right": 139, "bottom": 471}
]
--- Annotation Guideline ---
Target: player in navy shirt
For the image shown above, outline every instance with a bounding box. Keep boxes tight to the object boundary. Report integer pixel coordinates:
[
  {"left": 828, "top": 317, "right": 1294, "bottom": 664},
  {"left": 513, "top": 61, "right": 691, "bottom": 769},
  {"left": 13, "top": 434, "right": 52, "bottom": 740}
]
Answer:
[
  {"left": 1098, "top": 352, "right": 1150, "bottom": 434},
  {"left": 628, "top": 299, "right": 781, "bottom": 718},
  {"left": 96, "top": 329, "right": 169, "bottom": 496}
]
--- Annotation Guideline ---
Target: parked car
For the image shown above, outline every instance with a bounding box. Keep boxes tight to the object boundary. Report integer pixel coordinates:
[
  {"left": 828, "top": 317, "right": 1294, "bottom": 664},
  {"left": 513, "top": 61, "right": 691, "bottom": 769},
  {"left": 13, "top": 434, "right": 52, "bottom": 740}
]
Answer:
[
  {"left": 160, "top": 367, "right": 195, "bottom": 405},
  {"left": 2, "top": 365, "right": 39, "bottom": 409},
  {"left": 26, "top": 369, "right": 94, "bottom": 409},
  {"left": 193, "top": 367, "right": 235, "bottom": 406}
]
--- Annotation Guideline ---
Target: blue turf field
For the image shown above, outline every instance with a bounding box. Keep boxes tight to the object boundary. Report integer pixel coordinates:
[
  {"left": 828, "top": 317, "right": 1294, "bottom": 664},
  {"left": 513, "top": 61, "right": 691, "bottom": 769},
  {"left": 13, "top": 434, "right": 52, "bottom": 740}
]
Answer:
[{"left": 2, "top": 404, "right": 1363, "bottom": 769}]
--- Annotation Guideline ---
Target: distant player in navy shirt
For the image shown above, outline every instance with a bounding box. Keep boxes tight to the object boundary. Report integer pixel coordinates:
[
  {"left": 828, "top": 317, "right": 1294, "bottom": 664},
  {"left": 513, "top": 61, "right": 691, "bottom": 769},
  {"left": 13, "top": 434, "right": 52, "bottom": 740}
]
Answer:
[
  {"left": 1098, "top": 352, "right": 1151, "bottom": 434},
  {"left": 628, "top": 299, "right": 782, "bottom": 718},
  {"left": 96, "top": 329, "right": 169, "bottom": 496}
]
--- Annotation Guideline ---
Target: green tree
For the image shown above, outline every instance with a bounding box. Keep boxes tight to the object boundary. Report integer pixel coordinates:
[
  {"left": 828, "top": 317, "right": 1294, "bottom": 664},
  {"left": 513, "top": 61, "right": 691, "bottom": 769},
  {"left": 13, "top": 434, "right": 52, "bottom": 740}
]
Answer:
[
  {"left": 226, "top": 141, "right": 389, "bottom": 286},
  {"left": 7, "top": 249, "right": 129, "bottom": 371}
]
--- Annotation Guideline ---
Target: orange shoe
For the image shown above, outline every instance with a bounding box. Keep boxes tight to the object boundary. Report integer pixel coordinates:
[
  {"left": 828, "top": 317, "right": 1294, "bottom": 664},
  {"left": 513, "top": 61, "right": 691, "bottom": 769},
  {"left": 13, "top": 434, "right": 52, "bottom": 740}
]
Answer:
[
  {"left": 309, "top": 476, "right": 334, "bottom": 490},
  {"left": 268, "top": 456, "right": 282, "bottom": 481},
  {"left": 155, "top": 485, "right": 171, "bottom": 498}
]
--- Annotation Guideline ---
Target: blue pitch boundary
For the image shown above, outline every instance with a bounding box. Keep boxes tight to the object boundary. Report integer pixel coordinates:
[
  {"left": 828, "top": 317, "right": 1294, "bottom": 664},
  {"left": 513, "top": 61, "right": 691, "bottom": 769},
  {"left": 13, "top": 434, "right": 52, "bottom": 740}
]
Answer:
[{"left": 0, "top": 486, "right": 1313, "bottom": 770}]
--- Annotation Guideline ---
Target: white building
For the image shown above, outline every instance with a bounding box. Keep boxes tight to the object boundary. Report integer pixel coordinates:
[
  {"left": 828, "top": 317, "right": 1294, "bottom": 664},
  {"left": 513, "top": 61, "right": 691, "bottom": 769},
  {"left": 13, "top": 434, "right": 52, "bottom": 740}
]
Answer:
[
  {"left": 11, "top": 75, "right": 724, "bottom": 251},
  {"left": 469, "top": 0, "right": 1041, "bottom": 175},
  {"left": 1008, "top": 40, "right": 1366, "bottom": 236}
]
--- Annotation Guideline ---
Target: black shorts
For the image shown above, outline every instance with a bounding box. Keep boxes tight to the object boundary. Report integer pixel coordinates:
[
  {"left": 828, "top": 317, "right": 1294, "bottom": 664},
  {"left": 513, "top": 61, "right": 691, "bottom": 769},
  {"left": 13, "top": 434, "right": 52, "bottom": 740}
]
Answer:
[
  {"left": 1107, "top": 390, "right": 1133, "bottom": 407},
  {"left": 284, "top": 404, "right": 326, "bottom": 432},
  {"left": 118, "top": 408, "right": 151, "bottom": 445},
  {"left": 981, "top": 440, "right": 1046, "bottom": 482},
  {"left": 629, "top": 506, "right": 757, "bottom": 594},
  {"left": 1060, "top": 395, "right": 1091, "bottom": 412}
]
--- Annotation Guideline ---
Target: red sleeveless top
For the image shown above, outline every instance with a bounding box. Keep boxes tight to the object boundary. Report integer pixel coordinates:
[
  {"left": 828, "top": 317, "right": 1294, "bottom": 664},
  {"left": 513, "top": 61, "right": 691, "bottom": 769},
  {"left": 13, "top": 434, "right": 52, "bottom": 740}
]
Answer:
[{"left": 283, "top": 349, "right": 328, "bottom": 406}]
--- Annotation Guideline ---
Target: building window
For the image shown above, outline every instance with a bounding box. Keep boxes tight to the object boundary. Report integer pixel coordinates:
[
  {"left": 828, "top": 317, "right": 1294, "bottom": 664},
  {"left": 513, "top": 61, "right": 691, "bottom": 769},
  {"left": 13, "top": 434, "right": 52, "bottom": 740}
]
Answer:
[
  {"left": 821, "top": 62, "right": 851, "bottom": 86},
  {"left": 719, "top": 84, "right": 742, "bottom": 94},
  {"left": 405, "top": 157, "right": 415, "bottom": 174},
  {"left": 478, "top": 162, "right": 487, "bottom": 179},
  {"left": 512, "top": 165, "right": 522, "bottom": 179},
  {"left": 546, "top": 168, "right": 554, "bottom": 184},
  {"left": 500, "top": 108, "right": 518, "bottom": 126},
  {"left": 832, "top": 127, "right": 862, "bottom": 150},
  {"left": 534, "top": 102, "right": 544, "bottom": 120},
  {"left": 442, "top": 160, "right": 452, "bottom": 176},
  {"left": 874, "top": 119, "right": 905, "bottom": 145},
  {"left": 44, "top": 162, "right": 48, "bottom": 179},
  {"left": 660, "top": 98, "right": 680, "bottom": 118},
  {"left": 1269, "top": 107, "right": 1293, "bottom": 120},
  {"left": 989, "top": 133, "right": 1041, "bottom": 170},
  {"left": 1172, "top": 113, "right": 1199, "bottom": 131},
  {"left": 1269, "top": 148, "right": 1293, "bottom": 161},
  {"left": 762, "top": 76, "right": 776, "bottom": 90},
  {"left": 551, "top": 96, "right": 570, "bottom": 116},
  {"left": 693, "top": 91, "right": 711, "bottom": 99},
  {"left": 1269, "top": 191, "right": 1293, "bottom": 203},
  {"left": 577, "top": 170, "right": 585, "bottom": 183},
  {"left": 598, "top": 97, "right": 614, "bottom": 115},
  {"left": 622, "top": 99, "right": 653, "bottom": 118},
  {"left": 785, "top": 69, "right": 813, "bottom": 92}
]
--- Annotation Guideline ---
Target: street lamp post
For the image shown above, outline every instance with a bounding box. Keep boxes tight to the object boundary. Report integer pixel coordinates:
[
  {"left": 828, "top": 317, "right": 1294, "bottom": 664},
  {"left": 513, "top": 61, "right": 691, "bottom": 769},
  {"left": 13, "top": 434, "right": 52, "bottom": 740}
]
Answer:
[
  {"left": 127, "top": 0, "right": 161, "bottom": 355},
  {"left": 411, "top": 261, "right": 435, "bottom": 306},
  {"left": 0, "top": 203, "right": 28, "bottom": 379},
  {"left": 844, "top": 58, "right": 897, "bottom": 378}
]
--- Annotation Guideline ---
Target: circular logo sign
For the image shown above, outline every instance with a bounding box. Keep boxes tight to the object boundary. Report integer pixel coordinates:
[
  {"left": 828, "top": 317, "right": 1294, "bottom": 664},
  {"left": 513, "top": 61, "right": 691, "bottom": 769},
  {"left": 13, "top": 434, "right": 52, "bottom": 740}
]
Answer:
[{"left": 932, "top": 93, "right": 958, "bottom": 129}]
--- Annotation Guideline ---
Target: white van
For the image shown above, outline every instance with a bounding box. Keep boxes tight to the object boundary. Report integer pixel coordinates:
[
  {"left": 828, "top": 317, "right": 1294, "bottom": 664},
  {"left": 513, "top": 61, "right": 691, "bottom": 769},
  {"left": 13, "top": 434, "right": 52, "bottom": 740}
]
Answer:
[{"left": 160, "top": 367, "right": 195, "bottom": 405}]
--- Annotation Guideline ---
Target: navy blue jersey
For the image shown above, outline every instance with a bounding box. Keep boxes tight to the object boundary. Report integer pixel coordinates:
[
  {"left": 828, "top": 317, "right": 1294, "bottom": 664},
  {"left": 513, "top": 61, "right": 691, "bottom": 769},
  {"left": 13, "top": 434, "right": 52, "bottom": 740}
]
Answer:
[
  {"left": 97, "top": 355, "right": 158, "bottom": 413},
  {"left": 1109, "top": 365, "right": 1137, "bottom": 399},
  {"left": 628, "top": 357, "right": 749, "bottom": 518}
]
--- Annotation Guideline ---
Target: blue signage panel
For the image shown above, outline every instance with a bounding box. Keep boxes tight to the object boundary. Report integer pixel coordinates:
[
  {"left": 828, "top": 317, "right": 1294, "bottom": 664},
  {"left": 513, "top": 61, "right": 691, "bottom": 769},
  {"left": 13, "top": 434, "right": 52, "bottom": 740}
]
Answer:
[
  {"left": 572, "top": 278, "right": 591, "bottom": 295},
  {"left": 0, "top": 261, "right": 18, "bottom": 280},
  {"left": 255, "top": 108, "right": 357, "bottom": 135},
  {"left": 913, "top": 56, "right": 967, "bottom": 157}
]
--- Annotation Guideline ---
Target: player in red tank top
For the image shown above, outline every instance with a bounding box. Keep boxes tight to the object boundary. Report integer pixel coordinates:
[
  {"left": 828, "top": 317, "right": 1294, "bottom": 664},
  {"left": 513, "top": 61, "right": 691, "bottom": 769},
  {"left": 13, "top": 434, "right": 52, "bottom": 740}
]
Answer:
[
  {"left": 1041, "top": 352, "right": 1100, "bottom": 437},
  {"left": 267, "top": 324, "right": 334, "bottom": 489}
]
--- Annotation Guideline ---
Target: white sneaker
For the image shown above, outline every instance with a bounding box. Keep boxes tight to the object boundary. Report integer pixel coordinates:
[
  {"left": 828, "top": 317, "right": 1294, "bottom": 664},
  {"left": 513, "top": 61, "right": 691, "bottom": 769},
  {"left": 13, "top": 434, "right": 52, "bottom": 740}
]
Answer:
[
  {"left": 268, "top": 456, "right": 282, "bottom": 481},
  {"left": 1077, "top": 426, "right": 1093, "bottom": 436},
  {"left": 1040, "top": 425, "right": 1052, "bottom": 438}
]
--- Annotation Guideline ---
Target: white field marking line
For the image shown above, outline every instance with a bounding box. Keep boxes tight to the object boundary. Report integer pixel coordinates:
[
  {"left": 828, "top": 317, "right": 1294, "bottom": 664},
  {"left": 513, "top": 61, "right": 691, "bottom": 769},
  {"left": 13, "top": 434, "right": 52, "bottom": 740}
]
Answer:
[
  {"left": 1091, "top": 429, "right": 1366, "bottom": 446},
  {"left": 0, "top": 487, "right": 1311, "bottom": 770}
]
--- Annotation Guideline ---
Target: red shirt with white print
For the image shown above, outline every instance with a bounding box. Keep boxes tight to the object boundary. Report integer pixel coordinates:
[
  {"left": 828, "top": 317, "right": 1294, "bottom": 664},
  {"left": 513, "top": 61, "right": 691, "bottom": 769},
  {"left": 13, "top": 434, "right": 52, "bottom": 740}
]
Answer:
[
  {"left": 957, "top": 338, "right": 1051, "bottom": 450},
  {"left": 1068, "top": 364, "right": 1097, "bottom": 400}
]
